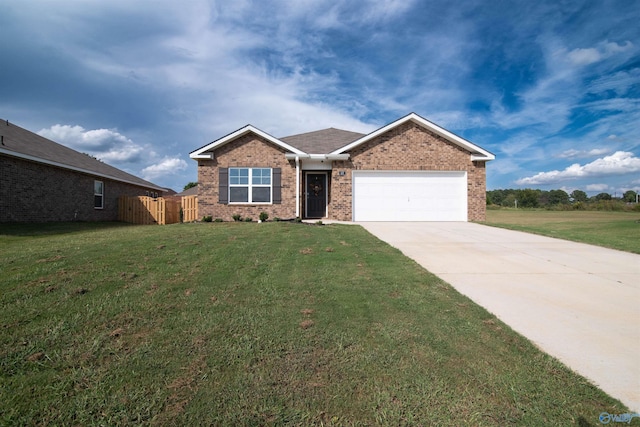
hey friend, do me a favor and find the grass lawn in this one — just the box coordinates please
[483,209,640,254]
[0,222,628,425]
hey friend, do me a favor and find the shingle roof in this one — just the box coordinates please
[175,185,198,197]
[280,128,365,153]
[0,119,165,191]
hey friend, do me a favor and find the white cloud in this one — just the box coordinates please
[558,148,610,159]
[38,124,144,163]
[586,183,609,192]
[516,151,640,185]
[141,157,188,180]
[567,41,633,66]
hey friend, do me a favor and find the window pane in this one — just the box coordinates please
[230,168,249,185]
[94,181,103,194]
[252,168,271,185]
[252,187,271,203]
[229,187,248,202]
[94,195,103,208]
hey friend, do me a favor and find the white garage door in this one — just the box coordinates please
[352,171,468,221]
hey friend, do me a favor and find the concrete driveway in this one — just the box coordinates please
[361,222,640,411]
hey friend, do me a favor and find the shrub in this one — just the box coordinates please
[274,217,281,222]
[232,214,242,222]
[316,220,323,225]
[295,217,302,223]
[244,217,253,222]
[202,215,213,222]
[214,218,223,222]
[259,212,269,222]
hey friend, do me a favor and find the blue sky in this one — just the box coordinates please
[1,0,639,195]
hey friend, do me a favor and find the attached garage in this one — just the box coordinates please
[352,171,468,221]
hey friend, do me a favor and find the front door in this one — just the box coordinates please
[306,173,327,218]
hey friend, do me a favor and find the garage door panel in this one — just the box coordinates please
[353,171,467,221]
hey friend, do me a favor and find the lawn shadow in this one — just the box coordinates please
[0,221,136,237]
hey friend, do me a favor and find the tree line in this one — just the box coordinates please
[487,188,639,209]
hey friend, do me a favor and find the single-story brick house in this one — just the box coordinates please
[0,119,166,223]
[190,113,495,222]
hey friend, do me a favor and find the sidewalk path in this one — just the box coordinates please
[361,222,640,411]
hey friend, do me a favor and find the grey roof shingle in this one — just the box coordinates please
[0,119,165,191]
[280,128,365,153]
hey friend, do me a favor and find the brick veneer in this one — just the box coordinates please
[1,155,160,223]
[197,134,297,221]
[330,122,487,221]
[196,122,487,222]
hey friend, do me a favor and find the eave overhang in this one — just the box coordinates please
[0,147,167,192]
[190,125,306,160]
[330,112,495,162]
[284,153,350,161]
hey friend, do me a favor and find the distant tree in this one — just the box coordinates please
[570,190,588,203]
[593,192,612,201]
[486,189,507,205]
[538,190,550,206]
[548,189,570,205]
[623,190,637,203]
[183,182,198,191]
[502,193,517,207]
[517,189,540,208]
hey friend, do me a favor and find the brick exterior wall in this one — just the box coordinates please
[329,122,487,221]
[1,155,160,223]
[196,122,488,222]
[196,134,298,221]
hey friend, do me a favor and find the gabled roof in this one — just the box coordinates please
[175,185,198,197]
[280,128,365,154]
[0,119,166,191]
[190,125,306,159]
[331,112,495,161]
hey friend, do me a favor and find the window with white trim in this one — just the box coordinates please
[229,168,272,203]
[94,180,104,209]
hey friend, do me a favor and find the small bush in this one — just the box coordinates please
[244,217,253,222]
[316,220,323,225]
[274,217,281,222]
[295,217,302,223]
[202,215,213,222]
[214,218,224,222]
[259,212,269,222]
[232,214,242,222]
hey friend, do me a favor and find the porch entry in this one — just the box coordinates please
[305,172,327,218]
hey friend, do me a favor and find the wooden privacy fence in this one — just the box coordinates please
[181,195,199,222]
[118,196,175,225]
[118,196,199,225]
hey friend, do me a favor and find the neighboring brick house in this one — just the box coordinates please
[190,113,494,222]
[0,119,166,223]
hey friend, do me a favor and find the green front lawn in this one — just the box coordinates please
[483,209,640,254]
[0,222,627,425]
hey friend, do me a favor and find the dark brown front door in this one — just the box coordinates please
[306,173,327,218]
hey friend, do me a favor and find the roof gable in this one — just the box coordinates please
[190,125,306,159]
[0,119,165,191]
[330,113,495,161]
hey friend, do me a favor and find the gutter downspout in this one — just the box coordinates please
[295,156,300,218]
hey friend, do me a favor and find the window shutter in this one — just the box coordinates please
[218,168,228,204]
[272,168,281,204]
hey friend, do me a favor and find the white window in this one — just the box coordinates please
[229,168,272,203]
[94,180,104,209]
